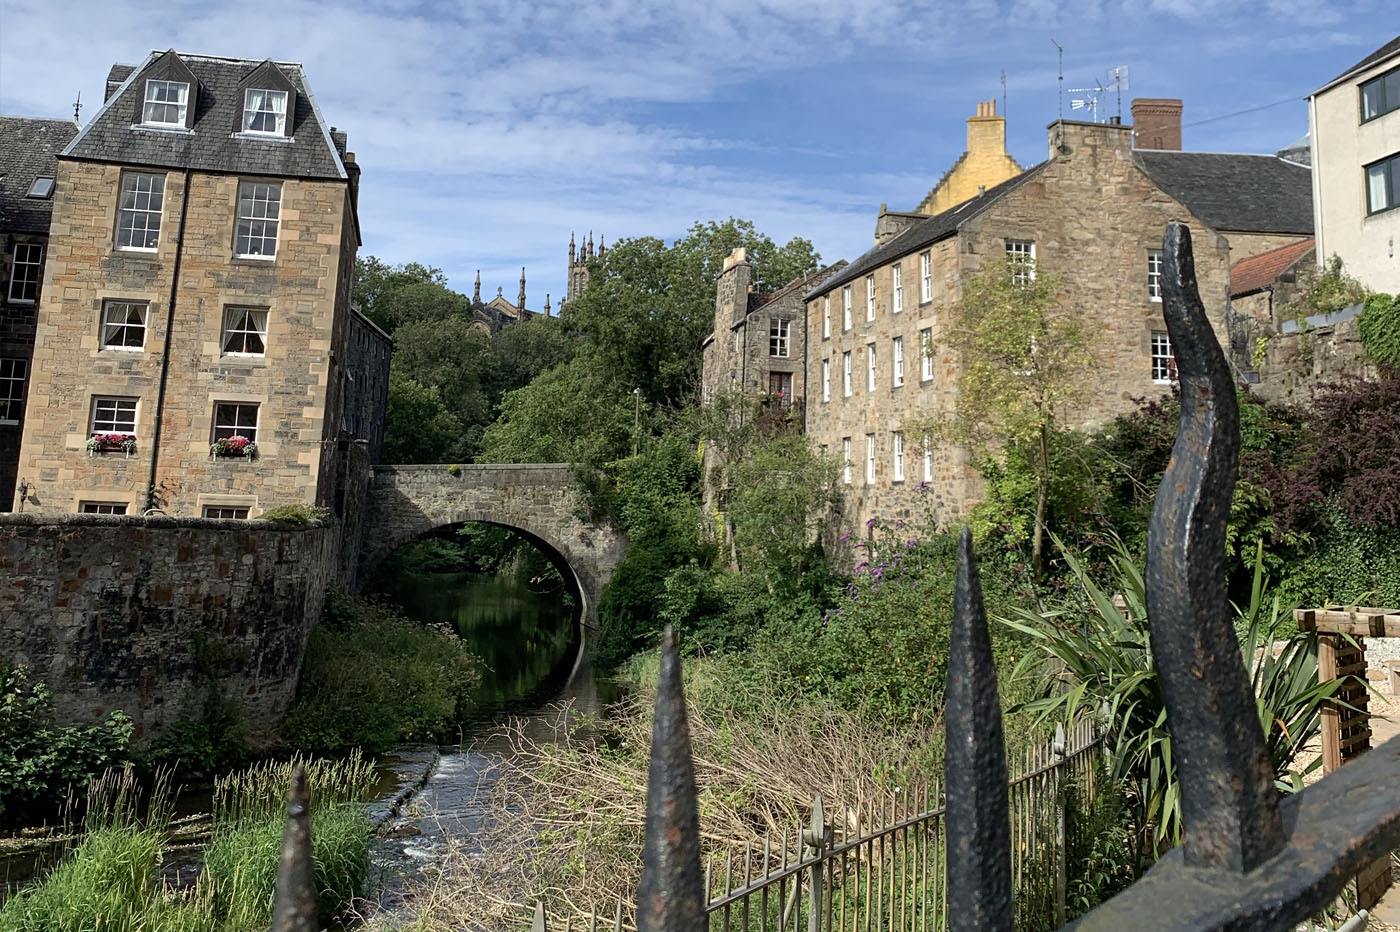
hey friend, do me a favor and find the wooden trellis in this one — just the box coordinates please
[1296,605,1400,909]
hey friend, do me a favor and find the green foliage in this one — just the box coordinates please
[479,356,636,467]
[1003,540,1339,864]
[143,687,247,780]
[285,597,481,751]
[352,257,468,333]
[1280,254,1370,321]
[938,255,1093,576]
[255,503,330,524]
[0,665,133,826]
[1358,292,1400,371]
[383,371,467,463]
[1276,508,1400,609]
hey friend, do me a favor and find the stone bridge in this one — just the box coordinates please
[358,464,626,630]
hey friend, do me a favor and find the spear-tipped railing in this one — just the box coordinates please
[269,223,1400,932]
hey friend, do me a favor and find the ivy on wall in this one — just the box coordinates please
[1358,293,1400,371]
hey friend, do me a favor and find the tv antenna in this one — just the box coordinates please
[1068,78,1107,123]
[73,91,82,123]
[1000,69,1007,118]
[1109,65,1130,121]
[1050,39,1063,121]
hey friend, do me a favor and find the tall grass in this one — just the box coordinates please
[0,757,374,932]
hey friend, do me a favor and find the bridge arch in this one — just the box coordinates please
[357,465,626,633]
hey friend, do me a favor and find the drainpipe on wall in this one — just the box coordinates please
[144,169,192,513]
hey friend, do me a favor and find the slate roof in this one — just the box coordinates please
[1314,36,1400,96]
[1230,238,1315,298]
[806,164,1048,299]
[1131,152,1313,234]
[64,51,346,181]
[0,116,79,233]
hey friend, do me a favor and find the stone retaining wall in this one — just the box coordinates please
[0,513,336,744]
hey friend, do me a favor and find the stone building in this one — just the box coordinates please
[564,231,603,306]
[0,115,78,510]
[468,266,548,333]
[1308,35,1400,293]
[800,101,1313,533]
[14,50,390,519]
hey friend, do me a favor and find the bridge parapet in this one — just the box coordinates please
[359,464,625,631]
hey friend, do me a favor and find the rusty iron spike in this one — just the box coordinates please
[945,527,1012,932]
[636,625,705,932]
[269,765,318,932]
[1146,222,1284,873]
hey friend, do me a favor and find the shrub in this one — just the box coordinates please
[0,665,133,826]
[286,598,481,752]
[143,686,248,780]
[1358,292,1400,371]
[256,502,330,524]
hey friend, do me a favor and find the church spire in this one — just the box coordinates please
[473,269,481,302]
[544,293,551,315]
[518,267,527,312]
[599,235,605,256]
[569,232,575,264]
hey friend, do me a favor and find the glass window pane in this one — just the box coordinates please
[1369,163,1389,212]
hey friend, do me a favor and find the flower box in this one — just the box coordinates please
[210,435,258,459]
[87,433,137,457]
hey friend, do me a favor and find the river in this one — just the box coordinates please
[359,567,603,916]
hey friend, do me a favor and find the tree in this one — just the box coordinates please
[382,372,466,463]
[937,255,1092,577]
[353,257,469,333]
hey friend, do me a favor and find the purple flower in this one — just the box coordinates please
[839,532,851,542]
[896,520,905,530]
[905,539,918,549]
[853,561,869,575]
[917,481,930,491]
[866,517,878,530]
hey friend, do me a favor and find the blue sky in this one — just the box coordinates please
[0,0,1390,311]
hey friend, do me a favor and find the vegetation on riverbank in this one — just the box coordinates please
[0,756,373,931]
[286,595,482,753]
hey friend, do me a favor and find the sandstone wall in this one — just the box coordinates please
[0,513,335,744]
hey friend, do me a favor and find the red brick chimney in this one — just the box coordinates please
[1131,98,1183,150]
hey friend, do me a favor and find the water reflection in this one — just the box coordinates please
[372,570,580,727]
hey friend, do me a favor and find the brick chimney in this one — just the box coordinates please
[967,99,1007,158]
[1131,98,1183,150]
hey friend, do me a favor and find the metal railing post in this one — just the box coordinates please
[803,796,830,932]
[1053,722,1067,928]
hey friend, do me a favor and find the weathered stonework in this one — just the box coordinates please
[359,464,626,630]
[0,512,335,743]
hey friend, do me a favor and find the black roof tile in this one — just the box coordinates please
[1131,151,1313,234]
[0,115,79,234]
[65,51,346,181]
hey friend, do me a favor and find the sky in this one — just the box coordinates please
[0,0,1391,312]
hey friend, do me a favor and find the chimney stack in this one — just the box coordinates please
[967,98,1007,157]
[1131,98,1183,150]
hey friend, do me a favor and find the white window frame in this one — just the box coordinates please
[769,318,790,358]
[821,358,831,402]
[235,181,281,259]
[1152,331,1177,384]
[90,395,138,435]
[8,242,43,303]
[842,437,852,485]
[79,502,128,515]
[242,88,289,136]
[843,285,852,330]
[1148,249,1163,301]
[823,296,831,339]
[142,79,189,126]
[892,336,904,387]
[920,251,932,302]
[923,434,933,482]
[866,274,876,322]
[213,401,261,444]
[866,343,876,392]
[920,328,934,381]
[203,505,251,519]
[865,434,876,484]
[0,358,26,424]
[893,431,905,481]
[222,306,269,356]
[101,301,149,350]
[115,172,165,252]
[892,264,903,313]
[843,351,852,397]
[1006,239,1036,284]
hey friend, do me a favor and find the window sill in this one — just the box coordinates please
[1150,297,1162,303]
[0,419,18,427]
[1152,378,1176,386]
[232,132,294,144]
[1365,204,1399,218]
[231,256,278,267]
[101,345,146,352]
[130,123,194,135]
[1361,109,1398,126]
[113,248,159,258]
[893,382,905,389]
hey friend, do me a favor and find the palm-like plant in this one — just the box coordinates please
[1001,538,1342,869]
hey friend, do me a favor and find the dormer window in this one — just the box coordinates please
[27,177,55,199]
[143,79,189,126]
[243,89,288,135]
